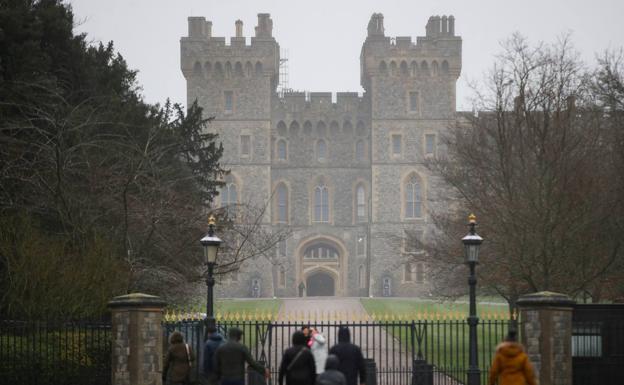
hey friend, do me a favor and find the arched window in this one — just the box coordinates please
[441,60,450,75]
[317,139,327,161]
[193,61,202,76]
[420,61,429,76]
[432,61,439,76]
[411,61,418,76]
[277,139,287,160]
[390,61,398,76]
[235,62,244,77]
[277,121,287,136]
[276,183,288,223]
[405,174,423,219]
[356,184,366,222]
[255,61,263,75]
[245,61,253,77]
[225,62,232,79]
[303,121,313,135]
[303,243,338,259]
[289,121,300,136]
[204,62,212,77]
[355,140,365,162]
[379,61,388,74]
[214,62,223,78]
[314,185,329,222]
[400,61,409,76]
[221,175,238,216]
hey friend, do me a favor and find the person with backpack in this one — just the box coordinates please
[202,323,225,385]
[163,331,195,385]
[315,354,347,385]
[214,327,270,385]
[279,330,317,385]
[488,330,537,385]
[328,327,366,385]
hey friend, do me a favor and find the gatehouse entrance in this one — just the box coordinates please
[306,272,335,296]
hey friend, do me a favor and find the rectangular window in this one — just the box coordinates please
[425,134,436,155]
[404,264,413,282]
[224,91,233,113]
[356,234,366,256]
[415,263,425,284]
[409,92,419,112]
[278,240,287,257]
[240,135,250,157]
[279,268,286,288]
[392,134,402,156]
[405,230,423,253]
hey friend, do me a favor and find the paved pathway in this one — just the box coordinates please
[267,297,460,385]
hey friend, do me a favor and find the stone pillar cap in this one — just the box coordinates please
[517,291,575,307]
[108,293,167,309]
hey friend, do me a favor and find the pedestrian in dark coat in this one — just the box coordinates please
[215,327,270,385]
[279,330,317,385]
[202,323,224,385]
[315,354,347,385]
[328,327,366,385]
[163,331,195,385]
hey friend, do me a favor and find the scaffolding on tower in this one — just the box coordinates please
[278,48,292,97]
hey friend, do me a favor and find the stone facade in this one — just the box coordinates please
[517,291,575,385]
[108,293,167,385]
[181,13,461,297]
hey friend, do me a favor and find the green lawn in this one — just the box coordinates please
[360,298,514,383]
[215,298,281,319]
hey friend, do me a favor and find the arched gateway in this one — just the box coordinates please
[297,237,346,296]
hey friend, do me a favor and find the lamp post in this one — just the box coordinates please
[200,215,222,328]
[462,214,483,385]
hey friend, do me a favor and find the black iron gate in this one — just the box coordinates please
[572,304,624,385]
[164,318,515,385]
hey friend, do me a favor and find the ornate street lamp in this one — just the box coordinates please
[200,215,222,327]
[462,213,483,385]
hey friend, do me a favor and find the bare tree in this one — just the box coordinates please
[424,34,624,308]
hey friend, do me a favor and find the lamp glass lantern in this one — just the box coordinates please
[462,214,483,263]
[200,233,222,264]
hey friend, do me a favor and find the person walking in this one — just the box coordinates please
[488,330,537,385]
[163,331,195,385]
[315,354,347,385]
[309,327,328,374]
[328,327,366,385]
[214,327,270,385]
[202,323,225,385]
[278,330,317,385]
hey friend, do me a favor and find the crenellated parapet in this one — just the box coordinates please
[181,13,280,85]
[360,14,462,91]
[275,91,367,114]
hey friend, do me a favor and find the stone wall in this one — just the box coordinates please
[518,291,575,385]
[108,293,167,385]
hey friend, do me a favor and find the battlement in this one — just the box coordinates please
[277,91,365,112]
[181,14,280,80]
[184,13,275,47]
[360,13,462,89]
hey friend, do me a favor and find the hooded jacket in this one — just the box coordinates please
[488,341,537,385]
[203,333,224,377]
[309,330,328,374]
[328,328,366,385]
[164,342,195,383]
[315,355,347,385]
[279,331,317,385]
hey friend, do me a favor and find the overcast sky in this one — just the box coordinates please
[69,0,624,111]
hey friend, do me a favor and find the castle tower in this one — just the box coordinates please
[181,14,280,297]
[360,14,462,296]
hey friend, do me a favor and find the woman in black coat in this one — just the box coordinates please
[279,330,317,385]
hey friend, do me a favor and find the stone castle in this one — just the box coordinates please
[180,13,461,297]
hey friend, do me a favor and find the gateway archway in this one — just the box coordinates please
[298,236,346,296]
[306,271,335,296]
